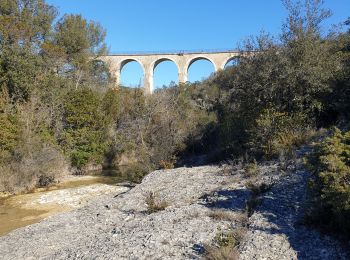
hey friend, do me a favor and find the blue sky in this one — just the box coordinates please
[47,0,349,88]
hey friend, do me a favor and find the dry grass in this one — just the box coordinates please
[208,210,247,225]
[188,210,200,219]
[220,165,232,176]
[204,245,240,260]
[145,191,168,213]
[159,159,175,169]
[0,146,68,194]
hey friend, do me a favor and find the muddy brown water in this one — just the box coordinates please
[0,168,140,237]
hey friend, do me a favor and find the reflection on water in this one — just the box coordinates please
[103,163,147,183]
[0,167,143,237]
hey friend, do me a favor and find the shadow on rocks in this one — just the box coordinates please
[245,170,349,259]
[199,189,250,212]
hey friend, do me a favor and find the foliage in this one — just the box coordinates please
[306,127,350,236]
[198,0,346,159]
[328,21,350,121]
[60,89,108,169]
[112,86,216,171]
[52,14,107,87]
[0,94,68,193]
[0,0,108,191]
[0,95,19,159]
[0,0,57,102]
[248,108,313,158]
[101,88,119,124]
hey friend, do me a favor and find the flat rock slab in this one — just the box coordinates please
[29,184,130,209]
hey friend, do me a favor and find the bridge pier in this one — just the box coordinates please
[114,69,121,87]
[178,64,188,85]
[144,62,153,94]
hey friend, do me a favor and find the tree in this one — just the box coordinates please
[0,0,57,48]
[329,18,350,120]
[60,89,107,170]
[0,0,57,102]
[53,14,107,88]
[206,0,344,157]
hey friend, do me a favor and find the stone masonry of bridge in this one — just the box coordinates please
[100,50,240,94]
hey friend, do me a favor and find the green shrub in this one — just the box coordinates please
[61,89,108,169]
[212,230,243,248]
[306,127,350,236]
[204,229,245,260]
[249,108,312,159]
[0,112,19,160]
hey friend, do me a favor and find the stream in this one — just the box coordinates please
[0,168,138,236]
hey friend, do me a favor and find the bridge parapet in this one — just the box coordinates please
[108,49,240,56]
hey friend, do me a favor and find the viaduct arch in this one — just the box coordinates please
[100,50,240,94]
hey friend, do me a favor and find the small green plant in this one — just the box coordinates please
[213,229,245,248]
[145,191,168,214]
[204,229,245,260]
[244,159,258,177]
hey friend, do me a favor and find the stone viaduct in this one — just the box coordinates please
[100,50,240,94]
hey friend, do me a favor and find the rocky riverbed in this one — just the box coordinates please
[0,161,348,259]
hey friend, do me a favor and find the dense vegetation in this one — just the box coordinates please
[307,128,350,236]
[0,0,214,192]
[0,0,349,239]
[0,0,111,192]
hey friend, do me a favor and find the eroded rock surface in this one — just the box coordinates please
[0,164,348,259]
[0,166,236,259]
[240,169,348,260]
